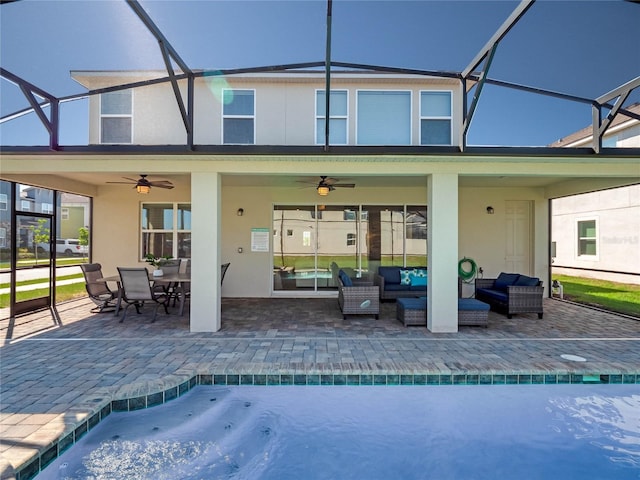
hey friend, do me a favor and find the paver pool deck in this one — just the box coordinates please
[1,297,639,479]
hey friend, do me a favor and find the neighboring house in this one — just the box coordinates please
[1,68,638,333]
[551,104,640,285]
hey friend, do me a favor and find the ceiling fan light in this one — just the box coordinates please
[317,185,330,196]
[137,184,150,194]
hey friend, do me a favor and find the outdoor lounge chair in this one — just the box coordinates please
[80,263,117,313]
[117,267,170,322]
[337,269,380,319]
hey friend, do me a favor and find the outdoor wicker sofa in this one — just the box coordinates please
[337,269,380,320]
[475,273,544,319]
[375,266,428,300]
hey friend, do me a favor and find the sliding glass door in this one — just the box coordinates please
[272,204,427,294]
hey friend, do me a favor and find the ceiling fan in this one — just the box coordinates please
[302,176,356,196]
[106,174,174,194]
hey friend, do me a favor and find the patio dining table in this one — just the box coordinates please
[99,271,191,317]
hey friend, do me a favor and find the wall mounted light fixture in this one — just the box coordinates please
[486,206,494,214]
[237,208,244,216]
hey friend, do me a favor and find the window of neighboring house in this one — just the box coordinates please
[577,219,597,256]
[141,203,191,259]
[223,89,255,144]
[0,194,7,210]
[357,90,411,145]
[100,89,132,144]
[420,91,452,145]
[303,231,311,247]
[41,203,53,214]
[61,208,69,220]
[316,90,348,144]
[21,200,30,211]
[346,233,356,246]
[287,229,294,237]
[0,227,6,247]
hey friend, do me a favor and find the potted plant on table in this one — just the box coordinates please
[145,253,173,277]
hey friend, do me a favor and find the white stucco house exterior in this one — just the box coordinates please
[551,104,640,285]
[2,67,639,333]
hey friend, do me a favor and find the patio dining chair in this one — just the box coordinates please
[80,263,117,313]
[151,259,181,304]
[117,267,170,322]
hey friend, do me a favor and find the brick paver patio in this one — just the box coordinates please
[1,297,639,479]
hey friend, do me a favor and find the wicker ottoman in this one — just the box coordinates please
[458,298,490,327]
[396,297,427,327]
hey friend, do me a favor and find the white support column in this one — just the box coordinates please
[190,172,221,332]
[427,173,459,333]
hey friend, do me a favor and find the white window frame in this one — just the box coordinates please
[576,217,598,259]
[61,207,69,220]
[356,89,412,145]
[21,200,30,211]
[222,89,255,145]
[0,193,7,210]
[419,90,453,146]
[41,203,53,214]
[140,202,191,260]
[100,89,133,144]
[315,89,348,145]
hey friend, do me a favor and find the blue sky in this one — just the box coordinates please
[1,0,638,147]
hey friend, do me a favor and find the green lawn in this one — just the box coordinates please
[0,275,87,308]
[553,274,640,318]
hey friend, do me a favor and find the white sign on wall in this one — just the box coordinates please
[251,228,270,252]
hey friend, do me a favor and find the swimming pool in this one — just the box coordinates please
[38,384,640,479]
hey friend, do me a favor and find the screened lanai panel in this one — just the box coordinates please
[2,1,640,147]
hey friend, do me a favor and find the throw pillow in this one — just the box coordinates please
[494,272,520,291]
[514,275,540,287]
[399,269,413,285]
[410,275,427,287]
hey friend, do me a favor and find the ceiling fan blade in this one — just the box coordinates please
[122,177,141,182]
[152,184,175,189]
[106,181,136,184]
[333,183,356,188]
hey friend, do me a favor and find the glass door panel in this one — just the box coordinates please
[317,205,358,288]
[406,206,428,266]
[14,214,53,315]
[273,205,316,291]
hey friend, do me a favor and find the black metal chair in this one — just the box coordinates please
[117,267,170,322]
[80,263,117,313]
[221,262,230,285]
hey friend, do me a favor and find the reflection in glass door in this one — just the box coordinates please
[14,214,54,316]
[272,204,427,294]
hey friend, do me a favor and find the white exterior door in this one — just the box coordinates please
[505,200,532,274]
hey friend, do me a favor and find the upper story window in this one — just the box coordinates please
[100,90,132,144]
[0,194,7,210]
[41,203,53,214]
[577,219,597,257]
[223,89,255,144]
[357,91,411,145]
[420,91,452,145]
[316,90,348,145]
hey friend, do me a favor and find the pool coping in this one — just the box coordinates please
[14,370,640,480]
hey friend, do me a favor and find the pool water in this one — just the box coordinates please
[39,384,640,479]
